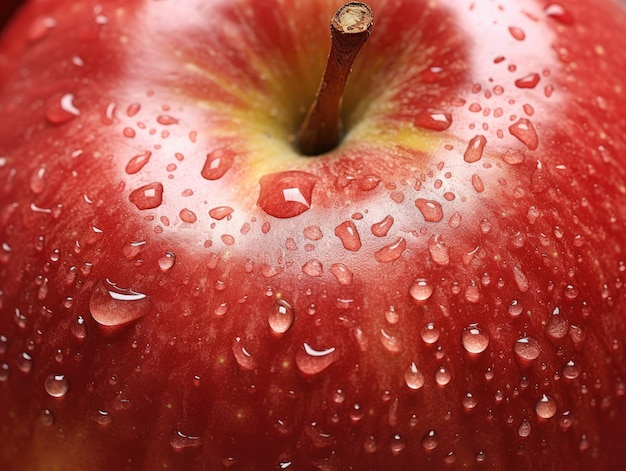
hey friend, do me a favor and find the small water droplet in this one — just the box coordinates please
[70,315,87,339]
[509,26,526,41]
[509,118,539,150]
[535,394,557,419]
[410,279,434,302]
[258,171,317,218]
[405,362,425,390]
[390,434,406,455]
[380,329,402,353]
[30,166,47,194]
[209,206,234,220]
[414,110,452,131]
[295,343,338,376]
[515,73,541,89]
[125,151,152,174]
[129,182,164,210]
[421,430,439,451]
[91,409,113,426]
[302,259,323,277]
[374,237,406,263]
[363,435,377,453]
[179,208,197,224]
[89,279,151,326]
[334,221,362,251]
[371,215,394,237]
[544,4,574,25]
[46,93,81,124]
[201,149,234,180]
[40,409,55,426]
[462,324,490,354]
[44,374,69,398]
[17,352,33,373]
[170,430,202,450]
[0,363,10,382]
[518,418,532,437]
[463,392,478,410]
[158,252,176,272]
[232,337,256,371]
[514,336,541,363]
[562,360,580,379]
[464,135,487,163]
[508,299,524,317]
[546,307,569,339]
[157,115,178,125]
[415,199,444,222]
[428,234,449,266]
[420,322,440,344]
[330,263,353,286]
[435,366,451,386]
[268,300,294,334]
[513,266,530,292]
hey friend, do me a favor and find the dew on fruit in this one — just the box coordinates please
[374,237,406,263]
[40,409,55,426]
[17,352,33,373]
[415,199,444,222]
[331,220,361,252]
[461,324,490,354]
[129,182,164,210]
[414,110,452,131]
[544,3,574,24]
[421,430,439,451]
[44,374,69,398]
[258,171,317,218]
[471,174,485,193]
[518,418,532,437]
[509,118,539,150]
[410,278,434,302]
[170,430,202,450]
[563,284,579,299]
[421,322,440,344]
[158,252,176,271]
[201,148,235,180]
[302,259,323,277]
[515,73,541,89]
[268,300,294,334]
[179,208,197,224]
[390,434,406,455]
[125,151,152,174]
[303,225,323,241]
[508,299,523,317]
[30,166,47,194]
[428,234,450,266]
[513,266,530,292]
[89,279,152,326]
[514,336,541,363]
[546,307,569,339]
[371,215,394,237]
[404,362,425,390]
[463,392,478,410]
[0,335,7,355]
[380,329,402,353]
[464,135,487,163]
[435,365,452,386]
[209,206,234,220]
[232,337,256,371]
[535,394,557,419]
[156,115,178,125]
[0,363,10,382]
[295,343,338,376]
[509,26,526,40]
[91,409,113,426]
[363,435,377,453]
[330,263,353,286]
[562,360,581,379]
[46,93,80,124]
[70,315,87,339]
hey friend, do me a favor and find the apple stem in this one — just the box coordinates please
[297,2,373,156]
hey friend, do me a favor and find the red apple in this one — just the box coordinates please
[1,0,626,469]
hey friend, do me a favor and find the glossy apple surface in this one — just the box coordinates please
[1,0,626,469]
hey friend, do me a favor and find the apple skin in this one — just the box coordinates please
[1,0,626,469]
[0,0,23,31]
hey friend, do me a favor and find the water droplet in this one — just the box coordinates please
[380,329,402,353]
[125,151,152,174]
[514,337,541,363]
[258,171,317,218]
[374,237,406,263]
[129,182,164,210]
[0,363,10,382]
[517,418,532,437]
[515,73,540,89]
[334,221,362,251]
[535,394,557,419]
[46,93,81,124]
[421,430,439,451]
[158,252,176,271]
[509,118,539,150]
[157,115,178,125]
[463,392,478,410]
[70,315,87,339]
[544,4,574,25]
[410,279,434,302]
[179,208,197,224]
[89,279,151,326]
[513,266,530,292]
[435,366,451,386]
[508,299,524,317]
[363,435,377,453]
[30,166,47,194]
[40,409,55,426]
[268,300,294,334]
[208,206,234,220]
[414,110,452,131]
[330,263,353,286]
[232,337,256,371]
[17,352,33,373]
[428,234,449,266]
[303,226,323,240]
[462,324,490,354]
[421,322,440,344]
[405,362,425,390]
[546,307,568,339]
[371,215,394,237]
[464,135,487,163]
[509,26,526,41]
[302,259,323,277]
[201,148,235,181]
[295,343,338,376]
[170,430,202,450]
[44,374,69,398]
[564,284,579,300]
[562,360,580,379]
[415,199,444,222]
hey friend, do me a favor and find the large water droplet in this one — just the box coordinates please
[414,110,452,131]
[462,324,490,354]
[89,279,151,326]
[295,343,338,376]
[334,221,362,251]
[410,278,434,302]
[268,300,294,334]
[201,148,235,180]
[415,199,444,222]
[46,93,81,124]
[258,171,317,218]
[374,238,406,263]
[125,151,152,174]
[515,73,541,89]
[464,135,487,163]
[371,215,394,237]
[44,374,69,398]
[330,263,353,286]
[404,362,425,390]
[129,182,164,210]
[514,336,541,363]
[509,118,539,150]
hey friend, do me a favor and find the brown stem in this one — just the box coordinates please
[297,2,373,156]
